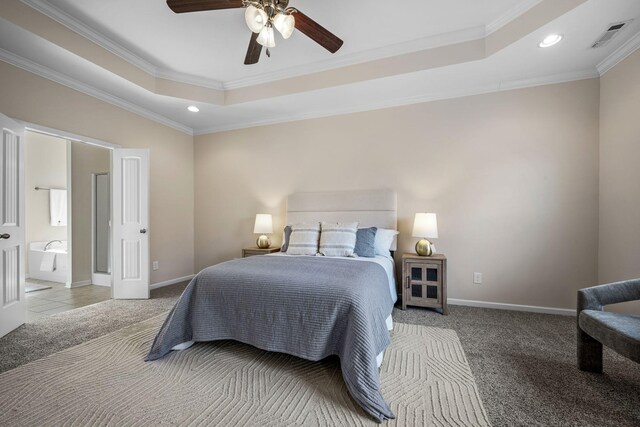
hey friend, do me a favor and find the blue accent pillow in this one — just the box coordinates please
[354,227,377,258]
[281,225,292,252]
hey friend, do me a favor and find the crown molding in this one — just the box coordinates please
[1,40,598,139]
[498,68,599,91]
[223,0,545,89]
[597,30,640,76]
[20,0,542,93]
[0,48,194,135]
[155,69,226,91]
[195,68,599,135]
[223,25,486,90]
[20,0,225,91]
[486,0,544,35]
[21,0,157,75]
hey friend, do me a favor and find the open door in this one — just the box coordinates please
[0,114,25,338]
[112,149,149,299]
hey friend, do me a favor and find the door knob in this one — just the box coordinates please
[140,229,147,234]
[0,234,10,239]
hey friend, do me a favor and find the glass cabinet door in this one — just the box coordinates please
[407,263,441,304]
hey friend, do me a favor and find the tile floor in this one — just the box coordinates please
[25,279,111,321]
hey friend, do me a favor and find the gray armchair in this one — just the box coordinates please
[577,278,640,372]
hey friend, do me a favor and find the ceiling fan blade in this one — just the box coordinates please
[166,0,244,14]
[292,10,344,54]
[244,32,262,65]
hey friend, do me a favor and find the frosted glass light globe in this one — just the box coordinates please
[257,25,276,48]
[245,5,268,33]
[273,13,295,39]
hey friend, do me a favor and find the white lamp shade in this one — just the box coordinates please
[273,13,295,39]
[257,25,276,48]
[245,5,268,33]
[412,213,438,238]
[254,214,273,234]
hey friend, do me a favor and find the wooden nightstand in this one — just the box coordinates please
[402,253,448,314]
[242,247,281,257]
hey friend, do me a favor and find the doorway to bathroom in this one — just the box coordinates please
[24,130,111,321]
[0,113,151,337]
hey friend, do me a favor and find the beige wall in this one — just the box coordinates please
[195,79,601,310]
[9,51,638,311]
[70,142,110,284]
[25,132,67,273]
[0,61,195,285]
[599,49,640,313]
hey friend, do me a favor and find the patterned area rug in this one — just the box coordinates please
[0,315,490,426]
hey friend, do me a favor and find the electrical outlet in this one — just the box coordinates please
[152,261,159,271]
[473,272,482,284]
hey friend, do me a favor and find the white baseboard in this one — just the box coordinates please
[66,280,91,289]
[91,273,111,287]
[448,298,576,316]
[150,275,195,290]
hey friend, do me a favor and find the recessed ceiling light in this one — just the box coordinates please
[538,34,563,48]
[187,105,200,113]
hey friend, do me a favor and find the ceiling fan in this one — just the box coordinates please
[166,0,344,65]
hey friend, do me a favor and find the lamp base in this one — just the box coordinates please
[415,239,434,256]
[256,235,271,249]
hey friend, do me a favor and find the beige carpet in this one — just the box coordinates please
[0,315,490,426]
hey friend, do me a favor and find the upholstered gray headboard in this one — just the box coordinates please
[286,190,398,250]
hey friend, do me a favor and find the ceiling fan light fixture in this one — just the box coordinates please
[257,25,276,48]
[273,12,295,39]
[165,0,343,65]
[245,5,268,33]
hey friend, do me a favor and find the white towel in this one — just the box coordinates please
[50,189,67,226]
[40,252,56,272]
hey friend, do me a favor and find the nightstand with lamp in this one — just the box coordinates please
[254,214,273,249]
[402,213,448,314]
[242,214,280,258]
[412,212,438,256]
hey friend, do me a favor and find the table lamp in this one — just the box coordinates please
[412,213,438,256]
[254,214,273,249]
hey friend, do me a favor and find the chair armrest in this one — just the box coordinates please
[578,278,640,312]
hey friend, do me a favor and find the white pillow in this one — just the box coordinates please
[319,222,359,257]
[374,228,399,257]
[286,222,320,256]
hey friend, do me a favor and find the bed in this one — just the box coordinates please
[146,190,398,422]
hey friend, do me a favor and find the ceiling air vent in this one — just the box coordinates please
[591,21,632,48]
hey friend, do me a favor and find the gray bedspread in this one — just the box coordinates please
[146,255,395,422]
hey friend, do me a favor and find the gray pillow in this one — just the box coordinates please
[354,227,377,258]
[281,225,292,252]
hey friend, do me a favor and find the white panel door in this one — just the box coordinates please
[0,114,25,338]
[112,149,149,299]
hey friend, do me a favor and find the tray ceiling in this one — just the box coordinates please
[1,0,639,134]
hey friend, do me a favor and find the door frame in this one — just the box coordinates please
[91,172,111,287]
[19,120,121,294]
[65,140,73,288]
